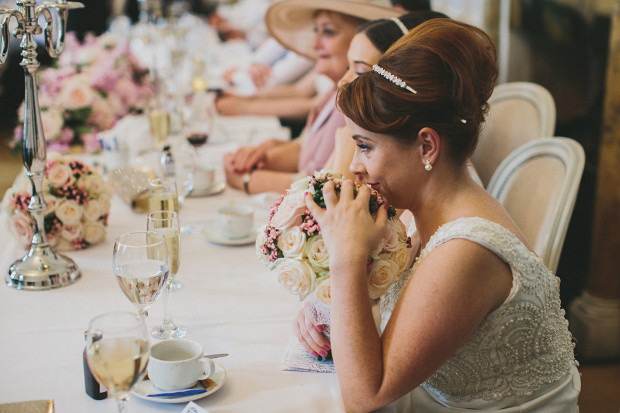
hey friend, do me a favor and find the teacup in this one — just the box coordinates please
[147,339,214,391]
[193,167,216,194]
[214,205,254,239]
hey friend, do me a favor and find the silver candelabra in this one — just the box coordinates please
[1,0,83,290]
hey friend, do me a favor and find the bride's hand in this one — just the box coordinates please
[304,180,388,268]
[293,301,331,358]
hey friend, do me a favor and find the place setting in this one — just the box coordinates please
[200,205,259,246]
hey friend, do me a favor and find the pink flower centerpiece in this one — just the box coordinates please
[10,32,153,155]
[2,155,113,251]
[256,170,411,305]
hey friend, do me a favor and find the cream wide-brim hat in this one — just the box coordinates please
[266,0,404,60]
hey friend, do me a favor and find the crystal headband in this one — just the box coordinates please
[372,64,417,94]
[390,17,408,35]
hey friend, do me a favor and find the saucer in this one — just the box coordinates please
[132,361,226,404]
[189,181,226,198]
[201,223,258,246]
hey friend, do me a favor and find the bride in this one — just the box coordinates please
[299,19,580,412]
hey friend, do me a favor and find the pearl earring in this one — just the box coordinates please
[424,160,432,172]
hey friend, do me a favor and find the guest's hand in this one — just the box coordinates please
[305,180,388,267]
[223,153,244,190]
[227,138,282,173]
[248,63,271,89]
[293,301,331,358]
[215,95,250,116]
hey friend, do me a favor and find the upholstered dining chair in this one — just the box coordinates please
[473,82,556,188]
[487,138,585,273]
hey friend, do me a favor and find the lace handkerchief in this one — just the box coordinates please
[282,337,335,373]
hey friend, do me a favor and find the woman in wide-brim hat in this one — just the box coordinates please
[222,0,403,195]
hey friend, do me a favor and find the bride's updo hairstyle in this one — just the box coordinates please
[337,19,497,164]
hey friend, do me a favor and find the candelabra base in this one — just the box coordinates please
[6,245,81,290]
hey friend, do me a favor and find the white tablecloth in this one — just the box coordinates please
[0,144,349,412]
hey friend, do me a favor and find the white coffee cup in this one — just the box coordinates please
[147,339,214,391]
[193,167,216,194]
[214,205,254,239]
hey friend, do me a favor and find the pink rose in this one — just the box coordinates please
[46,162,72,187]
[10,213,34,247]
[381,219,402,253]
[59,77,96,110]
[270,192,306,230]
[88,97,116,130]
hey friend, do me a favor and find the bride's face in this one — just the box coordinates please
[346,118,420,209]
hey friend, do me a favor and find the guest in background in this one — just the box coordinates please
[298,19,580,412]
[222,0,403,195]
[391,0,431,11]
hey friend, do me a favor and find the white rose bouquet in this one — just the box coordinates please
[3,155,113,251]
[256,170,411,306]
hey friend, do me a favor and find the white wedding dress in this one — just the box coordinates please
[380,217,581,412]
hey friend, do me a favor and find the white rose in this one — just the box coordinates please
[46,162,72,188]
[314,276,332,306]
[270,191,306,230]
[367,259,399,299]
[255,226,270,263]
[56,239,74,251]
[40,108,64,141]
[79,174,106,197]
[381,219,402,253]
[59,77,96,110]
[83,221,106,244]
[98,193,111,215]
[304,235,329,273]
[83,199,102,221]
[275,258,316,300]
[277,226,306,259]
[45,194,58,215]
[10,213,33,247]
[61,223,83,241]
[55,199,83,225]
[289,176,311,195]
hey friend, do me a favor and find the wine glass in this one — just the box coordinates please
[85,311,149,413]
[147,210,188,339]
[113,231,170,318]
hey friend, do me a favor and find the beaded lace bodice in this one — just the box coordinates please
[380,217,576,402]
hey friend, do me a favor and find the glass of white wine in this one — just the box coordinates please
[85,311,149,413]
[113,231,170,318]
[147,210,188,339]
[148,178,179,214]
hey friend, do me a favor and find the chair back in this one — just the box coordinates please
[473,82,556,187]
[487,138,585,273]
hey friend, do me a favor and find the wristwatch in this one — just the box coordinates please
[243,170,252,194]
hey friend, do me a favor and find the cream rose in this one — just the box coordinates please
[61,223,83,241]
[275,258,316,300]
[10,213,33,247]
[314,276,332,306]
[290,176,311,195]
[304,235,329,273]
[369,238,385,259]
[97,193,111,215]
[381,219,402,253]
[55,199,83,225]
[83,199,102,221]
[79,174,106,197]
[381,246,410,276]
[83,221,106,244]
[270,191,306,230]
[367,259,399,299]
[59,77,96,110]
[40,108,64,141]
[277,226,306,259]
[46,162,72,188]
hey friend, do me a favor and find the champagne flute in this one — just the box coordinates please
[149,109,171,150]
[113,231,170,318]
[148,178,179,214]
[147,210,188,339]
[85,311,149,413]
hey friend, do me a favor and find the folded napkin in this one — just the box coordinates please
[182,401,210,413]
[0,399,54,413]
[282,337,334,373]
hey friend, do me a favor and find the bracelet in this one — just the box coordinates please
[243,170,252,194]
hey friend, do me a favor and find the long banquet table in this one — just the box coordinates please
[0,133,365,412]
